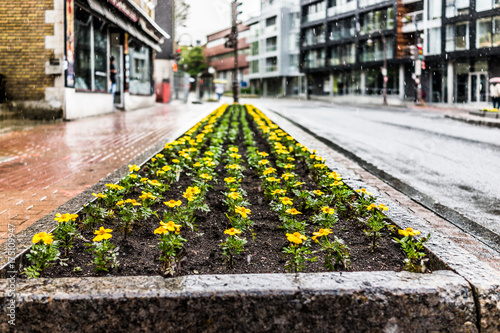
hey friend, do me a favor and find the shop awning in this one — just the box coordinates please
[87,0,163,52]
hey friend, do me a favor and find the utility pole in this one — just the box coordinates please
[231,1,242,104]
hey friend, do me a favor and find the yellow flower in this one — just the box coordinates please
[355,188,372,196]
[258,151,269,157]
[172,159,180,163]
[312,228,332,242]
[286,232,307,244]
[266,176,281,183]
[293,182,305,187]
[330,181,344,187]
[229,153,241,159]
[93,227,113,242]
[155,153,164,159]
[193,162,202,168]
[328,172,342,179]
[148,179,162,187]
[154,226,168,235]
[287,157,295,161]
[151,158,157,162]
[129,174,137,179]
[205,151,214,156]
[366,203,377,211]
[378,204,389,211]
[224,228,241,236]
[105,183,125,191]
[54,213,78,223]
[140,177,148,183]
[162,165,172,172]
[280,197,293,206]
[271,189,286,196]
[258,159,269,165]
[263,167,277,175]
[92,192,107,199]
[125,199,142,206]
[399,227,420,237]
[285,208,302,215]
[139,191,156,201]
[164,199,182,208]
[283,164,294,169]
[160,220,182,233]
[226,164,241,170]
[128,164,140,172]
[229,147,239,152]
[156,170,165,177]
[314,163,326,169]
[321,206,335,215]
[116,200,124,206]
[313,190,324,196]
[224,177,237,183]
[235,206,251,218]
[227,192,241,200]
[200,173,212,180]
[32,232,54,245]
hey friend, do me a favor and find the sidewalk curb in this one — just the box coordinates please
[0,104,498,331]
[445,114,500,129]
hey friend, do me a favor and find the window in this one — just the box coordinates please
[289,12,300,29]
[288,34,299,52]
[266,57,278,72]
[251,60,259,74]
[329,17,356,40]
[289,54,299,71]
[429,0,442,19]
[251,41,259,55]
[427,27,441,54]
[476,0,500,12]
[93,19,108,92]
[361,37,394,62]
[445,22,469,51]
[75,8,92,90]
[327,0,357,16]
[304,1,326,23]
[359,0,389,8]
[477,16,500,48]
[129,43,151,95]
[266,37,277,52]
[304,49,325,69]
[304,25,326,46]
[360,8,394,35]
[446,0,470,18]
[266,16,277,27]
[329,43,356,66]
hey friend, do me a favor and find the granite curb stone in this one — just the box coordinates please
[0,104,498,331]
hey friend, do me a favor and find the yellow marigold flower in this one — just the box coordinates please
[200,173,212,180]
[164,199,182,208]
[155,153,164,159]
[129,174,137,179]
[313,190,324,196]
[263,167,277,175]
[366,203,377,211]
[258,159,269,165]
[286,232,307,245]
[283,164,294,169]
[285,208,302,215]
[160,221,182,233]
[378,204,389,211]
[203,156,213,162]
[148,179,162,187]
[125,199,142,206]
[226,164,241,170]
[54,213,78,223]
[321,206,335,215]
[224,177,237,183]
[172,159,180,163]
[193,162,202,168]
[164,143,172,150]
[229,147,239,152]
[93,227,113,242]
[277,149,289,155]
[314,163,327,169]
[224,228,241,236]
[229,153,241,159]
[328,172,342,179]
[287,157,295,161]
[140,178,148,183]
[227,192,241,200]
[266,177,281,183]
[281,173,295,180]
[116,200,124,206]
[188,148,197,153]
[330,181,344,187]
[157,170,165,176]
[258,151,269,157]
[312,228,332,242]
[280,197,293,206]
[162,165,172,172]
[235,206,251,218]
[399,227,420,237]
[32,232,54,245]
[205,151,214,156]
[154,226,168,235]
[271,189,286,196]
[293,182,305,187]
[92,192,107,199]
[151,158,157,163]
[105,183,125,191]
[128,164,140,173]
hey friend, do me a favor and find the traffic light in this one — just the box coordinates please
[232,1,242,26]
[417,43,423,60]
[172,62,178,72]
[175,48,182,61]
[224,37,234,49]
[409,45,417,60]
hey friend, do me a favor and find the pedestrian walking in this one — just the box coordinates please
[215,83,224,102]
[490,82,499,109]
[110,56,117,111]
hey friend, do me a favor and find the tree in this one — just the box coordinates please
[178,46,207,77]
[174,0,190,30]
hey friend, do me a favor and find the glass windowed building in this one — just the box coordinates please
[245,0,305,97]
[300,0,500,105]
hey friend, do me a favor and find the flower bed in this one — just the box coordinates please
[22,104,431,279]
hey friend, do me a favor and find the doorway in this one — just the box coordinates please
[110,34,123,109]
[469,72,488,103]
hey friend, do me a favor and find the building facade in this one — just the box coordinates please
[245,0,305,97]
[205,24,250,93]
[0,0,169,120]
[300,0,500,106]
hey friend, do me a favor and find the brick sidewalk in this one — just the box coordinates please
[0,101,215,243]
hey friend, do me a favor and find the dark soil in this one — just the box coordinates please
[38,108,408,279]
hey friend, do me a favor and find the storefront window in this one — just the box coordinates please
[445,22,469,51]
[129,44,151,95]
[476,16,500,48]
[75,8,92,90]
[93,19,108,92]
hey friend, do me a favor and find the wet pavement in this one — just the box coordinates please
[0,99,217,243]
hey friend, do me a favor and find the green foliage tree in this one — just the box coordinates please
[179,46,207,77]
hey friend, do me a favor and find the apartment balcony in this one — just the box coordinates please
[401,10,424,33]
[327,2,357,17]
[303,11,326,24]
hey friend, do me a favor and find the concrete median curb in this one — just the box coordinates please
[0,104,498,331]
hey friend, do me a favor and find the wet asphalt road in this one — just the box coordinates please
[250,98,500,237]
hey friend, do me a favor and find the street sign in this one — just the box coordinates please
[415,60,422,76]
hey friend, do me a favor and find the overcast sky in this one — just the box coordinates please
[176,0,261,46]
